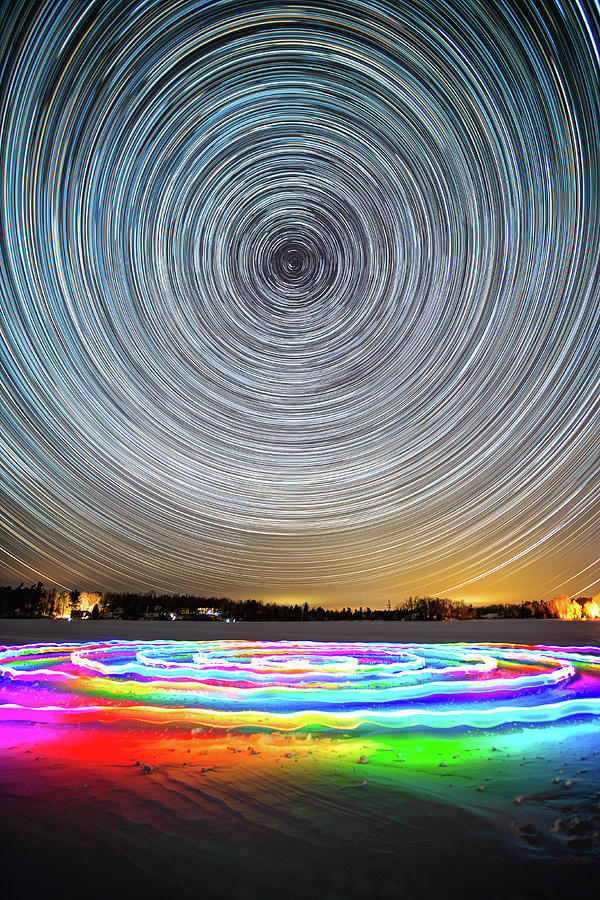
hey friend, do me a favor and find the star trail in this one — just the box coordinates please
[1,0,599,604]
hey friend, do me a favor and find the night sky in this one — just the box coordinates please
[1,0,599,606]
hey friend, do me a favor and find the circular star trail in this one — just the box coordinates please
[1,0,599,600]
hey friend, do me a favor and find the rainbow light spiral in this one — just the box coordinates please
[1,641,600,730]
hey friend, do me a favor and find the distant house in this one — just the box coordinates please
[70,609,90,620]
[143,605,163,619]
[181,607,221,620]
[102,606,124,619]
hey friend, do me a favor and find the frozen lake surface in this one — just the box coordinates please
[2,616,600,646]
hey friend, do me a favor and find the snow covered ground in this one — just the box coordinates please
[1,620,599,900]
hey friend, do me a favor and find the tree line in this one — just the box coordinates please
[0,582,591,620]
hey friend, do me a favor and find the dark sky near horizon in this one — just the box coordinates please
[1,0,599,606]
